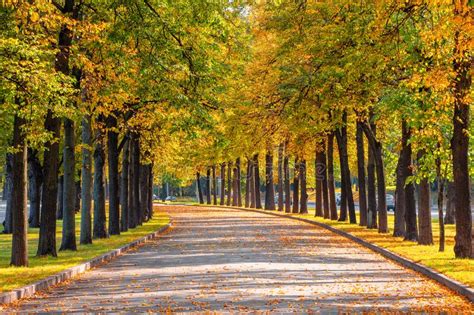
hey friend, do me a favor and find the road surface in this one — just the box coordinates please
[2,205,471,312]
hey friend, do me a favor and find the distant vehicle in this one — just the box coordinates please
[335,192,341,206]
[386,194,395,211]
[165,196,177,202]
[153,194,159,200]
[274,193,292,205]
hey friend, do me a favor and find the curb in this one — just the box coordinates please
[0,222,172,305]
[189,204,474,303]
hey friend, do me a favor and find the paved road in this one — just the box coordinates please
[2,205,471,313]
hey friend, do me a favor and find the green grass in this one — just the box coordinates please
[293,211,474,287]
[0,209,169,292]
[189,202,473,287]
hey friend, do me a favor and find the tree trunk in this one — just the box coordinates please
[37,110,60,254]
[3,153,13,234]
[299,159,308,214]
[404,127,418,241]
[11,114,28,266]
[264,151,275,210]
[38,0,74,257]
[321,146,329,219]
[93,129,108,239]
[220,163,225,205]
[27,149,42,228]
[196,172,204,204]
[356,122,368,226]
[436,156,445,252]
[250,160,256,208]
[452,12,472,257]
[417,177,433,244]
[232,164,238,206]
[120,136,129,232]
[245,159,251,207]
[128,141,137,229]
[212,165,217,205]
[367,133,377,229]
[393,120,409,237]
[292,158,299,213]
[80,115,93,243]
[74,176,81,213]
[327,133,338,220]
[444,182,455,224]
[139,163,149,222]
[315,148,324,217]
[148,163,154,220]
[206,168,211,205]
[131,138,141,226]
[226,162,232,206]
[277,143,284,211]
[284,153,291,213]
[236,158,242,207]
[253,154,262,209]
[362,122,387,232]
[336,118,356,224]
[60,118,77,251]
[57,175,63,220]
[107,116,120,235]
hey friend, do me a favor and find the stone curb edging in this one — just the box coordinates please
[0,222,172,305]
[187,203,474,303]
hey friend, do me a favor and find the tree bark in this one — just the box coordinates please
[220,163,225,205]
[226,161,232,206]
[277,143,284,211]
[120,136,129,232]
[356,122,368,226]
[27,149,42,228]
[299,159,308,214]
[264,151,275,210]
[236,158,242,207]
[37,114,61,258]
[393,120,409,237]
[362,122,387,232]
[245,159,251,207]
[250,160,256,208]
[38,0,75,257]
[139,163,149,222]
[444,182,455,224]
[212,165,217,205]
[60,118,77,251]
[284,153,291,213]
[107,116,120,235]
[11,114,28,266]
[196,172,203,204]
[417,153,433,245]
[292,158,299,213]
[404,127,418,241]
[131,137,141,226]
[128,139,137,229]
[3,153,13,234]
[253,154,262,209]
[80,116,93,243]
[315,148,324,217]
[93,128,108,239]
[367,133,377,229]
[206,168,212,205]
[327,133,338,220]
[57,175,63,220]
[148,163,154,220]
[451,9,472,257]
[336,118,356,224]
[232,163,238,206]
[436,156,445,252]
